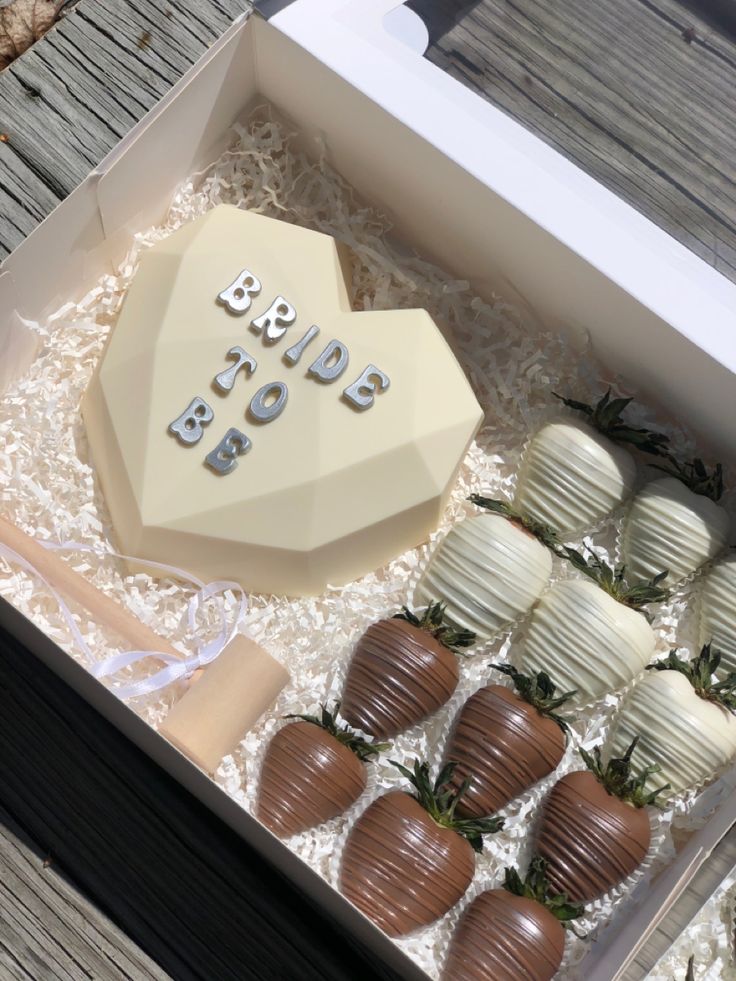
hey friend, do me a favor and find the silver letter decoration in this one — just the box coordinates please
[343,365,391,411]
[213,346,257,393]
[283,324,320,365]
[217,269,262,315]
[249,381,289,423]
[308,339,349,383]
[205,427,252,475]
[251,296,297,343]
[168,397,214,445]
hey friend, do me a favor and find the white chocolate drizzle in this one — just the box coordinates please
[414,514,552,641]
[623,477,729,586]
[514,419,636,534]
[699,554,736,673]
[609,670,736,795]
[518,579,655,701]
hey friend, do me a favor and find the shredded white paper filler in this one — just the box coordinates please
[0,110,734,980]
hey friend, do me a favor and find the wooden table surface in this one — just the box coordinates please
[1,1,735,978]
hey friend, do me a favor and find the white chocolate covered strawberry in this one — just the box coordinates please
[415,497,557,641]
[699,554,736,672]
[515,391,668,535]
[622,459,729,586]
[609,646,736,795]
[517,548,666,702]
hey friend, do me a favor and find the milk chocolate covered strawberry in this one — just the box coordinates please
[609,646,736,795]
[443,665,575,817]
[257,704,387,837]
[536,738,667,902]
[623,457,729,586]
[443,858,582,981]
[340,760,503,936]
[341,604,475,740]
[515,390,668,534]
[518,547,667,702]
[415,496,559,641]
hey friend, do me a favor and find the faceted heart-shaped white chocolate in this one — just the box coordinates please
[699,554,736,673]
[82,206,482,596]
[518,579,655,702]
[622,477,729,586]
[609,670,736,794]
[514,419,636,534]
[415,513,553,641]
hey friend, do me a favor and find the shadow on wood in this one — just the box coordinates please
[0,624,401,981]
[406,0,484,46]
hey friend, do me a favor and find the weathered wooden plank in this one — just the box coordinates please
[0,805,169,980]
[0,0,251,259]
[409,0,736,282]
[0,623,399,980]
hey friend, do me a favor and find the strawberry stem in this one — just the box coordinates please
[560,543,668,612]
[468,494,561,550]
[553,389,670,457]
[580,738,670,808]
[652,455,724,502]
[504,856,584,926]
[394,602,476,653]
[490,664,576,733]
[390,758,504,852]
[647,645,736,713]
[285,703,390,762]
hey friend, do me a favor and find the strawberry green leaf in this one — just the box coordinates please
[285,702,389,762]
[491,664,576,733]
[652,455,724,502]
[648,644,736,713]
[393,602,476,653]
[560,544,668,611]
[553,389,670,457]
[503,856,585,926]
[468,494,561,551]
[579,738,670,808]
[390,758,504,851]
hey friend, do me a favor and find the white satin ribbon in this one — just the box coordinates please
[0,539,247,700]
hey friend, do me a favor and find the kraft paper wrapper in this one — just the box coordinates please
[159,635,289,774]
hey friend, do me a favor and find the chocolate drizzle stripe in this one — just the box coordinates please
[342,619,459,739]
[444,890,565,981]
[623,480,728,585]
[446,686,564,816]
[520,579,653,701]
[341,791,474,936]
[537,771,649,902]
[416,515,551,639]
[257,722,365,837]
[610,672,736,795]
[515,421,634,533]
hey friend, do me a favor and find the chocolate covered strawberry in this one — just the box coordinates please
[623,457,729,586]
[415,496,559,641]
[699,554,736,673]
[340,759,503,936]
[257,704,387,838]
[536,738,667,902]
[443,858,582,981]
[443,664,575,817]
[341,603,475,740]
[609,646,736,795]
[518,547,667,703]
[515,390,668,535]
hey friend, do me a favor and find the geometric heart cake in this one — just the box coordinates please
[82,206,482,596]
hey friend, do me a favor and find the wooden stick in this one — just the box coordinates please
[0,514,183,661]
[159,635,290,773]
[0,515,290,768]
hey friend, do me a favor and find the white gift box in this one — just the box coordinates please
[1,3,736,978]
